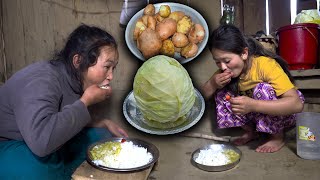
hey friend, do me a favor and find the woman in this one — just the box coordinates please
[0,24,128,179]
[202,24,304,153]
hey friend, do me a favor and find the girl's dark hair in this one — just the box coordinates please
[208,24,294,95]
[50,24,117,88]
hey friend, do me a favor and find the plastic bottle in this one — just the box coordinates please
[220,4,235,25]
[296,112,320,160]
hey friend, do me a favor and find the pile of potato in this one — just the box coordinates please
[133,4,205,60]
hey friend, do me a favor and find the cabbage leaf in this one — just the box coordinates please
[133,55,195,129]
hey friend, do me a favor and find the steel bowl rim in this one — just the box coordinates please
[86,137,160,172]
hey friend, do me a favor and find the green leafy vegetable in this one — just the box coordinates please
[90,142,121,160]
[133,55,196,129]
[294,10,320,24]
[223,149,240,164]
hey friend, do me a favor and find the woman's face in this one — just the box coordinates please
[211,48,247,78]
[82,46,119,90]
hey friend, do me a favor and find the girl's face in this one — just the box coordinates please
[211,48,247,78]
[82,46,119,90]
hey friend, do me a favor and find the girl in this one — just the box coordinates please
[0,24,128,179]
[202,24,304,153]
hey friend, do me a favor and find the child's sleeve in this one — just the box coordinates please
[261,59,295,96]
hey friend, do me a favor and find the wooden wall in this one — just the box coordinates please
[269,0,291,34]
[243,0,267,35]
[0,0,123,80]
[229,0,291,36]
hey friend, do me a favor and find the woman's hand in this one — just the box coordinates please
[80,85,112,106]
[229,96,255,115]
[88,119,129,137]
[104,120,129,137]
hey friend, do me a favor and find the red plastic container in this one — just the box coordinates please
[277,23,320,70]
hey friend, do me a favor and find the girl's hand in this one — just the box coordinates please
[80,85,112,106]
[201,71,233,100]
[229,96,255,115]
[212,71,233,89]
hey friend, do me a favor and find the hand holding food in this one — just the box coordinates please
[81,85,112,106]
[226,94,231,101]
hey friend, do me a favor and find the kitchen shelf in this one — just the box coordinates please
[291,69,320,90]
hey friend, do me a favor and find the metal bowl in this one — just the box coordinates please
[191,143,242,172]
[123,88,205,135]
[86,137,159,172]
[125,2,209,64]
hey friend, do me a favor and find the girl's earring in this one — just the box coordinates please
[242,54,247,60]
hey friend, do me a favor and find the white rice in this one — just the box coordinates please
[195,145,231,166]
[93,141,153,169]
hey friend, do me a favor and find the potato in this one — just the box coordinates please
[141,15,156,30]
[143,4,155,15]
[134,4,204,60]
[141,15,149,26]
[159,5,171,18]
[133,19,147,40]
[147,15,156,30]
[155,18,177,40]
[181,43,198,58]
[177,16,193,34]
[172,32,189,48]
[160,39,175,57]
[137,28,162,59]
[154,13,164,24]
[188,24,205,44]
[175,47,181,53]
[168,11,185,22]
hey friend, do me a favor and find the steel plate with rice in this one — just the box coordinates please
[123,88,205,135]
[125,2,209,64]
[87,137,159,172]
[191,143,242,172]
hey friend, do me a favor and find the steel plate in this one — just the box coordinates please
[123,88,205,135]
[125,2,209,64]
[191,143,242,172]
[87,137,159,172]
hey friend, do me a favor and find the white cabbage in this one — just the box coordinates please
[133,55,195,128]
[294,10,320,24]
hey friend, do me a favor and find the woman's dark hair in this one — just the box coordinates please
[50,24,118,88]
[208,24,294,95]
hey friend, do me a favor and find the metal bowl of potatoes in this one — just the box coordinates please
[125,2,209,64]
